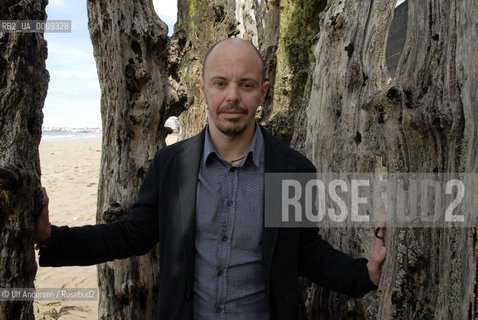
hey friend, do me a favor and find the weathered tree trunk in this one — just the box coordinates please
[175,0,240,139]
[86,0,476,318]
[87,1,187,318]
[305,0,477,319]
[304,2,395,318]
[0,0,49,319]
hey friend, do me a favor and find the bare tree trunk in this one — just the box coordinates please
[87,1,186,318]
[264,0,326,148]
[305,0,477,319]
[0,0,49,319]
[86,0,476,318]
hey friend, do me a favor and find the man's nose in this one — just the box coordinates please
[225,84,240,104]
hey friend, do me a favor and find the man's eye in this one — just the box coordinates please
[242,83,253,88]
[215,81,225,87]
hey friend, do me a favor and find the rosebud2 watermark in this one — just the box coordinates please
[0,20,71,33]
[265,173,477,228]
[0,288,97,301]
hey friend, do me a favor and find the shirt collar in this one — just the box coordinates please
[202,122,264,168]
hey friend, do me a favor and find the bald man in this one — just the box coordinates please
[35,38,386,320]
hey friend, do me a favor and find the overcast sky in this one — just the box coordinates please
[43,0,177,128]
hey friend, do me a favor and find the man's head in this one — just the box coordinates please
[202,39,267,82]
[199,38,270,138]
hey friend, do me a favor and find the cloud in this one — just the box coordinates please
[43,95,101,128]
[47,0,66,9]
[396,0,406,7]
[44,72,101,126]
[46,43,100,97]
[153,0,178,34]
[44,33,101,127]
[152,0,178,20]
[47,73,99,98]
[47,44,94,65]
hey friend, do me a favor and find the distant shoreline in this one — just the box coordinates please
[41,130,179,145]
[42,127,102,133]
[42,130,102,142]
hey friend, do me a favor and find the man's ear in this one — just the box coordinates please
[260,80,270,104]
[199,76,205,100]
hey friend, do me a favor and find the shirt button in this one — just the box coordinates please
[230,167,236,172]
[227,200,233,206]
[221,235,228,242]
[215,307,222,313]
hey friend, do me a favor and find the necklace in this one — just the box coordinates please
[225,155,246,165]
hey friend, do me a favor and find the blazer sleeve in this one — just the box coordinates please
[299,228,377,298]
[293,151,377,297]
[39,151,162,267]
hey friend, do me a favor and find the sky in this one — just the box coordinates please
[42,0,177,128]
[396,0,406,6]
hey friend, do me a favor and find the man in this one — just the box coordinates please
[34,38,387,319]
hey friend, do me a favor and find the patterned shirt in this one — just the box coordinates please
[193,123,269,319]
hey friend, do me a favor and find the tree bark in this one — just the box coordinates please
[305,0,477,319]
[0,0,49,319]
[87,0,187,318]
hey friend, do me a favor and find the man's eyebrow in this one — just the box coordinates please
[239,78,259,83]
[208,76,228,81]
[208,76,259,84]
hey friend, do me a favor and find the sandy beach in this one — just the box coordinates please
[35,137,101,319]
[34,134,178,319]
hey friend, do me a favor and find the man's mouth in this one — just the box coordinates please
[217,104,247,115]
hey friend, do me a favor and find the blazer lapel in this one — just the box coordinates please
[261,127,296,277]
[176,130,205,267]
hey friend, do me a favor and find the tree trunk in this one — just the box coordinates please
[0,0,49,319]
[87,1,187,318]
[304,0,477,319]
[86,0,476,318]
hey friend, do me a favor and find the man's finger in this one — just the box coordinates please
[42,187,49,206]
[35,187,51,246]
[377,247,387,265]
[374,227,384,240]
[374,221,386,246]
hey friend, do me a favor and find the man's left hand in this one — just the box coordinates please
[367,222,387,286]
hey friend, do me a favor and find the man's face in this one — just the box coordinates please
[199,40,269,137]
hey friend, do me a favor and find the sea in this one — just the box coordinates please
[41,128,102,141]
[41,118,178,142]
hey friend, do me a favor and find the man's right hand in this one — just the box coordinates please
[34,188,51,247]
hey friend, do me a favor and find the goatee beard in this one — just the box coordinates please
[216,103,249,137]
[216,122,248,137]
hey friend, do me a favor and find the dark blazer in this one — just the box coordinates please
[39,126,376,319]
